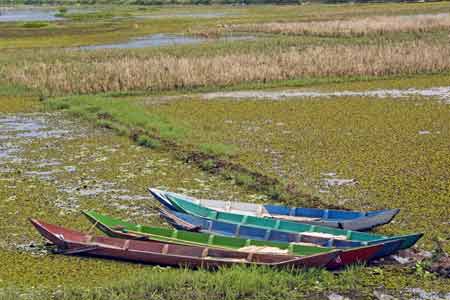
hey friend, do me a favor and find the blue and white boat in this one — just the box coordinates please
[149,188,400,231]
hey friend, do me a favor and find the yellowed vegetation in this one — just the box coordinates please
[208,13,450,37]
[0,97,40,113]
[5,41,450,95]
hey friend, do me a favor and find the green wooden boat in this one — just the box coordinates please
[165,194,423,251]
[83,210,331,256]
[82,211,395,269]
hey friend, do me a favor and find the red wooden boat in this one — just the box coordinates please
[29,219,340,269]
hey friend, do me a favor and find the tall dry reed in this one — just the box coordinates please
[5,41,450,95]
[212,13,450,37]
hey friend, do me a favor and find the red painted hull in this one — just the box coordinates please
[327,244,383,269]
[89,217,387,270]
[30,219,339,269]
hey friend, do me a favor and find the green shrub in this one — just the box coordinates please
[66,12,116,21]
[84,105,101,114]
[201,159,216,171]
[112,124,129,136]
[96,119,114,129]
[137,135,161,149]
[22,22,49,28]
[46,100,70,110]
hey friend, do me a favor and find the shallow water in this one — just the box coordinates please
[407,288,450,300]
[79,34,255,50]
[0,115,75,164]
[324,178,355,187]
[202,87,450,102]
[0,7,95,22]
[0,8,62,22]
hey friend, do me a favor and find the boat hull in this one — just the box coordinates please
[83,210,398,268]
[161,194,422,253]
[149,188,400,231]
[159,208,411,260]
[30,218,338,269]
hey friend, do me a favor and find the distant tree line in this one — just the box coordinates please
[0,0,440,5]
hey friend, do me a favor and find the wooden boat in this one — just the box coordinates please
[159,208,407,260]
[83,210,395,269]
[149,188,399,231]
[29,218,338,269]
[157,194,423,258]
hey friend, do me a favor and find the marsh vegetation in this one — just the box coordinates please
[6,41,450,95]
[203,13,450,37]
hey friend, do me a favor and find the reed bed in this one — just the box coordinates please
[210,13,450,37]
[5,41,450,95]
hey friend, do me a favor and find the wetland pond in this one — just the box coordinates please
[0,7,94,22]
[79,34,255,50]
[0,7,62,22]
[0,7,236,23]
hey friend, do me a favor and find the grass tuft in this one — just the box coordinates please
[136,135,161,149]
[22,22,49,29]
[200,159,217,171]
[199,143,236,157]
[234,173,257,187]
[96,119,115,129]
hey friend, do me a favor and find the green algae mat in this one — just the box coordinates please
[144,97,450,249]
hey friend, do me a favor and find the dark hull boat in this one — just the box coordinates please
[159,208,413,259]
[29,219,339,269]
[83,210,392,269]
[149,188,400,231]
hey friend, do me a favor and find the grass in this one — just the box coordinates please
[234,173,257,187]
[0,265,430,300]
[22,21,50,28]
[1,3,450,48]
[137,134,162,148]
[58,11,120,21]
[199,143,236,157]
[201,159,217,170]
[6,41,450,95]
[0,97,40,112]
[46,96,187,140]
[2,3,450,98]
[208,13,450,37]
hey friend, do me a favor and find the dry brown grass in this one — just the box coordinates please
[5,41,450,95]
[208,13,450,37]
